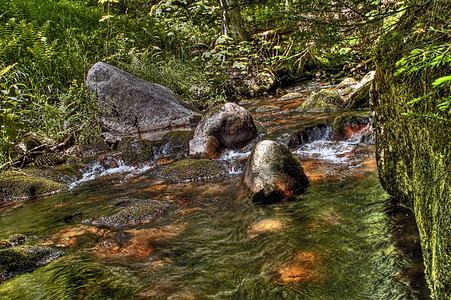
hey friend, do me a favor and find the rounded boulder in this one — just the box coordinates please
[242,140,309,204]
[193,102,257,150]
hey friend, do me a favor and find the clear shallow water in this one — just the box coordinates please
[0,82,429,299]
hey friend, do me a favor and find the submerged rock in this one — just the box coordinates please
[86,62,201,139]
[242,140,309,204]
[255,105,280,113]
[248,218,285,238]
[332,112,371,140]
[91,200,169,229]
[0,245,63,282]
[278,92,303,101]
[297,90,344,112]
[189,103,258,157]
[277,251,322,284]
[161,159,227,182]
[0,171,65,201]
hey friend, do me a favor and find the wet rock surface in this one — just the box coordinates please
[86,62,201,139]
[160,159,227,182]
[242,140,309,203]
[332,112,371,140]
[153,131,194,160]
[297,90,344,112]
[0,245,63,282]
[189,103,258,157]
[118,138,154,165]
[0,171,65,201]
[87,199,169,229]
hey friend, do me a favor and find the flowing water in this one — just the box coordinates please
[0,81,429,299]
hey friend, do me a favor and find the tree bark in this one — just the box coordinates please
[219,0,248,42]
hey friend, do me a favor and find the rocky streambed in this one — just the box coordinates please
[0,76,429,299]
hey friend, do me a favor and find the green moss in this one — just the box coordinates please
[297,90,344,112]
[118,138,154,165]
[91,199,168,229]
[345,82,371,110]
[254,121,267,136]
[0,245,63,281]
[0,240,12,250]
[8,234,26,246]
[0,171,65,201]
[373,1,451,297]
[161,159,227,182]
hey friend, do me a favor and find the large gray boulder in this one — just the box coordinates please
[242,140,309,204]
[189,103,258,157]
[86,62,201,140]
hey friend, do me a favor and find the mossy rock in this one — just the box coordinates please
[78,136,111,157]
[154,130,194,159]
[336,77,358,89]
[0,171,66,200]
[91,200,169,229]
[0,240,12,250]
[254,120,267,136]
[332,112,371,140]
[345,81,372,110]
[0,245,63,281]
[22,161,86,185]
[118,138,154,165]
[8,234,26,246]
[297,90,344,112]
[161,159,227,182]
[278,92,303,101]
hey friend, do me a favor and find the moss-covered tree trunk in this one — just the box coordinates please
[372,0,450,298]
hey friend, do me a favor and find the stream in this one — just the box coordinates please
[0,81,429,299]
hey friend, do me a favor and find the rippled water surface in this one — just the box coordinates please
[0,81,429,299]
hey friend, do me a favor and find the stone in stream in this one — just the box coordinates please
[242,140,309,204]
[278,92,303,101]
[0,171,65,201]
[189,102,258,158]
[332,112,371,140]
[86,62,201,140]
[90,199,169,229]
[118,137,154,165]
[160,159,227,182]
[297,90,344,112]
[341,71,375,110]
[0,245,63,282]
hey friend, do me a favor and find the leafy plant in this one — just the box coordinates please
[0,64,31,163]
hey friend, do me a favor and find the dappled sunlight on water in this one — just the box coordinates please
[0,81,428,299]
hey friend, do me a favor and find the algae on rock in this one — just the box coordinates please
[161,159,227,182]
[372,0,450,297]
[0,171,65,200]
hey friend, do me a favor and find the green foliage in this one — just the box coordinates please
[0,64,31,162]
[394,18,451,122]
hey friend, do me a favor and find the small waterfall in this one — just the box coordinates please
[298,123,333,145]
[69,154,154,189]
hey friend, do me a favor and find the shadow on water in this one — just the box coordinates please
[0,81,430,299]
